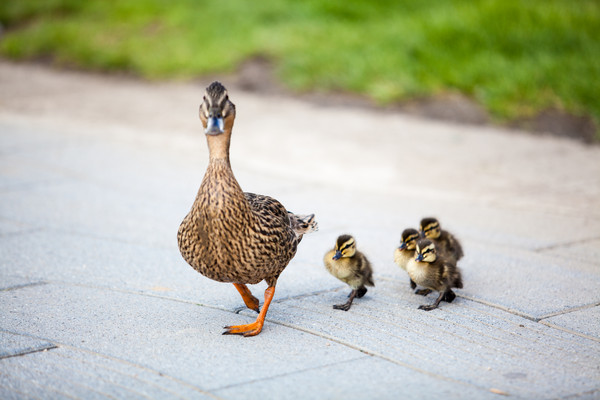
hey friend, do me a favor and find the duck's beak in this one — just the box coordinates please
[332,251,342,260]
[398,242,407,250]
[205,116,224,135]
[415,254,424,262]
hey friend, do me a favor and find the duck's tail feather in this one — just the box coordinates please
[288,213,318,237]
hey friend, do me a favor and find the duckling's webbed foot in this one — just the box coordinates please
[443,289,456,303]
[415,288,432,296]
[418,290,446,311]
[334,289,358,311]
[410,279,417,290]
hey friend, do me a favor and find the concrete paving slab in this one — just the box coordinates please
[0,283,367,391]
[214,356,500,400]
[542,305,600,340]
[0,331,56,358]
[0,345,215,399]
[248,278,600,399]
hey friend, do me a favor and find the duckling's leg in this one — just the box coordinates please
[410,279,417,290]
[232,283,260,313]
[443,289,456,303]
[418,290,447,311]
[415,288,432,296]
[334,290,358,311]
[223,286,275,337]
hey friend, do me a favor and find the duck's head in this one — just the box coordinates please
[199,81,236,136]
[420,217,441,240]
[415,238,437,263]
[332,234,356,260]
[398,228,419,251]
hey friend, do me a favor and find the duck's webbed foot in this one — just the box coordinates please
[334,289,358,311]
[418,290,447,311]
[224,286,275,336]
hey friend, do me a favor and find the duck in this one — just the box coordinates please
[323,235,374,311]
[177,81,318,336]
[406,238,463,311]
[420,217,464,262]
[393,228,423,292]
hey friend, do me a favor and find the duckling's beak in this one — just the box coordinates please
[205,116,224,135]
[398,242,407,251]
[332,251,342,260]
[415,254,424,262]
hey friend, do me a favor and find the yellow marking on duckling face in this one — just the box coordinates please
[335,237,356,258]
[417,242,437,262]
[422,222,441,239]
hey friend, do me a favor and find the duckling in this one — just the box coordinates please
[177,81,318,336]
[420,217,464,262]
[324,235,374,311]
[393,228,420,291]
[406,238,463,311]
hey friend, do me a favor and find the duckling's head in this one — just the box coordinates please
[420,217,441,240]
[398,228,420,251]
[199,81,236,136]
[415,238,437,263]
[332,234,356,260]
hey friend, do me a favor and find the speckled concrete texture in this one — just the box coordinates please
[1,61,599,399]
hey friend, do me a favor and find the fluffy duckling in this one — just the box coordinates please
[324,235,374,311]
[393,228,420,290]
[420,217,464,262]
[177,81,318,336]
[406,238,463,311]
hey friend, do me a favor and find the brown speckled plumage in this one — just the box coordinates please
[323,235,374,311]
[420,217,464,263]
[177,81,317,336]
[406,238,463,311]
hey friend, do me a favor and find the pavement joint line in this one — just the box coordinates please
[52,350,191,400]
[5,358,116,400]
[539,320,600,343]
[271,301,488,378]
[0,328,222,400]
[0,343,58,360]
[257,317,496,394]
[536,301,600,322]
[559,388,600,400]
[533,236,600,252]
[49,355,160,400]
[209,355,369,393]
[357,298,525,361]
[0,281,48,292]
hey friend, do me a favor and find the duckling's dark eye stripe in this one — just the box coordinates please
[423,225,438,233]
[340,242,354,252]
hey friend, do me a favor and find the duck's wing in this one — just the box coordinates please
[244,192,291,229]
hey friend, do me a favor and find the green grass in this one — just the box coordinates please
[1,0,599,131]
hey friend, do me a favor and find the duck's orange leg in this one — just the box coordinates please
[232,283,260,312]
[224,286,275,337]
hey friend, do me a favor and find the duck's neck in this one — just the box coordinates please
[206,130,232,162]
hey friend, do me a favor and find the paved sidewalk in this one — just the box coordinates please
[1,61,599,399]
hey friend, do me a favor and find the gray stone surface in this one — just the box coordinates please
[1,60,599,399]
[0,331,56,359]
[542,305,600,340]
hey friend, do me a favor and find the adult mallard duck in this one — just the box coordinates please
[177,81,318,336]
